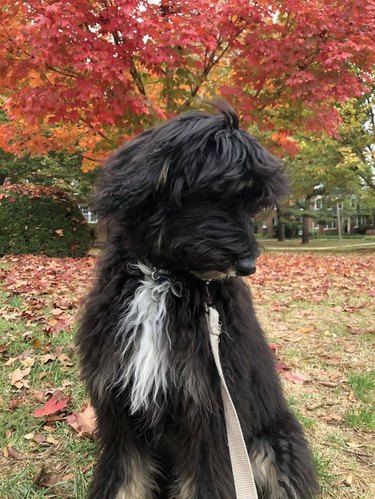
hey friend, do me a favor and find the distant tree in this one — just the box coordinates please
[287,93,375,243]
[0,150,97,201]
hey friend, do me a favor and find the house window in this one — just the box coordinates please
[350,197,357,208]
[354,216,367,228]
[314,198,323,210]
[324,221,337,230]
[79,205,98,224]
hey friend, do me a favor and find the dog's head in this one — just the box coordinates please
[93,101,288,279]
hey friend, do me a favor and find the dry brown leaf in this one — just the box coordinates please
[33,466,60,487]
[296,327,314,334]
[281,371,311,385]
[67,404,97,437]
[20,357,35,368]
[31,338,42,349]
[45,435,59,445]
[10,367,31,388]
[57,353,73,367]
[39,353,56,364]
[4,444,22,460]
[343,474,353,487]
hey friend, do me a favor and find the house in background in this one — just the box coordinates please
[79,204,98,224]
[256,195,375,237]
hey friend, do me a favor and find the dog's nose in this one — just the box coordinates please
[236,257,256,276]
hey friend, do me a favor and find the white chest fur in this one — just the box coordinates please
[115,263,181,418]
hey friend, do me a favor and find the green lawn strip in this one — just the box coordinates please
[344,371,375,432]
[345,408,375,431]
[257,237,375,253]
[257,236,375,248]
[348,371,375,403]
[0,308,94,498]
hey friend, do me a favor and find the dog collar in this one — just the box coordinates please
[151,268,173,282]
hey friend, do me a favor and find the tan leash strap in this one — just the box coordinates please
[208,306,258,499]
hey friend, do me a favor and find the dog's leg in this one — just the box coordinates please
[247,414,317,499]
[168,423,236,499]
[210,278,318,498]
[88,403,159,499]
[89,443,159,499]
[249,438,305,499]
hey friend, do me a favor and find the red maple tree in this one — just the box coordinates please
[0,0,374,168]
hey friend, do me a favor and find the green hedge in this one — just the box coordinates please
[0,184,90,257]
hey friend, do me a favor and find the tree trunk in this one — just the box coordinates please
[276,203,285,241]
[302,215,310,244]
[301,196,312,245]
[337,202,342,240]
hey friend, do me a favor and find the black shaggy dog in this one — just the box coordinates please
[78,101,317,499]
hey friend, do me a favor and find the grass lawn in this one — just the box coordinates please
[257,236,375,252]
[0,252,374,498]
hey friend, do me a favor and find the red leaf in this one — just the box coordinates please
[276,361,289,373]
[34,393,69,418]
[282,371,311,385]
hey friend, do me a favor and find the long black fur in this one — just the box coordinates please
[78,101,318,498]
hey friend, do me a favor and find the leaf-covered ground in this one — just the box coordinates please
[0,253,374,498]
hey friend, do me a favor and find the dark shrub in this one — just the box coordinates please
[355,224,370,235]
[0,184,90,257]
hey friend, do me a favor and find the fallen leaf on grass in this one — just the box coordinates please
[281,371,311,385]
[45,435,59,445]
[56,353,73,367]
[20,357,35,368]
[318,381,340,388]
[269,343,282,353]
[3,444,22,459]
[288,336,303,343]
[319,413,343,422]
[33,465,60,487]
[52,307,64,316]
[346,325,375,335]
[34,392,70,418]
[343,474,353,487]
[319,354,342,365]
[296,327,314,334]
[5,349,35,367]
[346,441,365,449]
[9,395,26,409]
[24,432,59,445]
[10,367,31,388]
[31,338,42,349]
[275,361,289,373]
[39,353,56,364]
[67,404,97,437]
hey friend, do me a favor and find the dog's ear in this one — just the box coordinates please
[244,136,289,210]
[90,129,162,222]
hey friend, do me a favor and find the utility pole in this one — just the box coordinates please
[336,202,342,241]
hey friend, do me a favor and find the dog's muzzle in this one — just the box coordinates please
[235,256,257,276]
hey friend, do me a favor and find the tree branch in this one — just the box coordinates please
[176,29,245,112]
